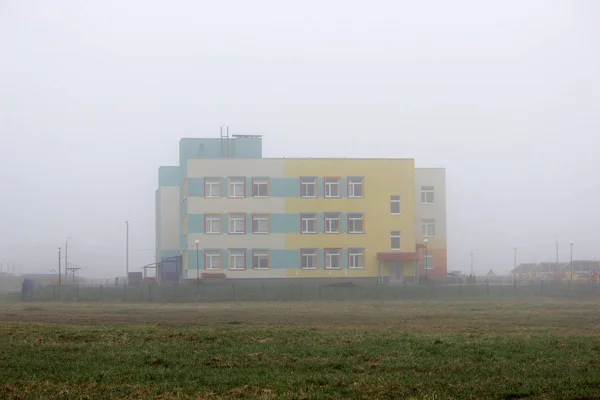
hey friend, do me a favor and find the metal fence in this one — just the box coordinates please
[9,279,600,303]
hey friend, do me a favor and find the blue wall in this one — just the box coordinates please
[186,249,355,270]
[185,213,365,234]
[179,138,262,165]
[158,166,180,187]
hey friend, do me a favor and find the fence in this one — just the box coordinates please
[8,279,600,303]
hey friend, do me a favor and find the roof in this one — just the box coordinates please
[377,252,419,261]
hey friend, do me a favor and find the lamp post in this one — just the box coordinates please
[58,247,62,285]
[424,239,429,285]
[195,240,200,300]
[570,242,574,283]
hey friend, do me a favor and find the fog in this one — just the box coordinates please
[1,0,599,278]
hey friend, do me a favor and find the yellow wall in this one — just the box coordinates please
[284,158,416,278]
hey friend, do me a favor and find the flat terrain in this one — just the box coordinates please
[1,299,600,399]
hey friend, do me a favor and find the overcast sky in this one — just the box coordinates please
[1,0,599,278]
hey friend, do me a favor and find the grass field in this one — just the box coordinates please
[1,299,600,399]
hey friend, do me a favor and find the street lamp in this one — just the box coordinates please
[570,242,574,283]
[195,240,200,300]
[424,239,429,285]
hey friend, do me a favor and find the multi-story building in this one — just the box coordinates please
[155,134,446,283]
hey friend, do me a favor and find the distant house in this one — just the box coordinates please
[486,269,496,277]
[511,263,537,274]
[563,260,600,280]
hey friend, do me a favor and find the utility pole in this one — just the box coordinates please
[58,247,62,285]
[125,221,129,299]
[570,242,574,283]
[513,247,517,284]
[65,237,70,282]
[470,252,474,276]
[555,237,559,275]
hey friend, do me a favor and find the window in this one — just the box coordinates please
[229,178,245,198]
[300,177,317,198]
[301,214,317,234]
[252,214,269,234]
[391,231,401,250]
[324,213,341,234]
[229,249,246,270]
[301,249,318,269]
[421,186,435,204]
[205,250,222,270]
[347,177,364,198]
[390,196,401,215]
[228,213,245,234]
[347,213,364,234]
[324,177,340,198]
[205,214,221,234]
[348,248,365,269]
[252,250,269,269]
[205,178,221,198]
[422,254,434,270]
[422,218,436,236]
[252,178,269,197]
[324,249,341,269]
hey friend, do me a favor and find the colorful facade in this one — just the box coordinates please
[156,135,447,282]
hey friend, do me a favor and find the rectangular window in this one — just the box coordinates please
[422,218,436,237]
[205,250,222,270]
[423,254,434,270]
[421,186,435,204]
[301,249,318,270]
[347,213,364,234]
[324,177,341,198]
[301,214,317,234]
[348,248,365,269]
[252,214,269,234]
[252,250,270,269]
[229,178,246,198]
[229,249,246,270]
[300,177,317,198]
[324,213,341,234]
[204,178,221,198]
[324,249,341,269]
[205,214,221,234]
[391,231,401,250]
[347,177,364,198]
[252,178,269,197]
[390,195,401,215]
[228,213,246,234]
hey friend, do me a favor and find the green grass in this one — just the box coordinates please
[1,300,600,399]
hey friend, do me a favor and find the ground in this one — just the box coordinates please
[1,299,600,399]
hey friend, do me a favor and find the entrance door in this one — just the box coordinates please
[389,262,403,282]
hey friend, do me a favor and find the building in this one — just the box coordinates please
[512,261,600,281]
[155,134,447,283]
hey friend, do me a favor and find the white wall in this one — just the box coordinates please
[187,233,286,250]
[414,168,447,248]
[187,158,285,178]
[187,197,285,214]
